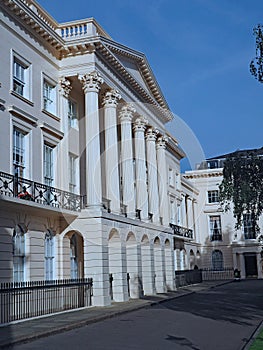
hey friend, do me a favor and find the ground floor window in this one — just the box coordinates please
[212,250,223,270]
[13,225,25,282]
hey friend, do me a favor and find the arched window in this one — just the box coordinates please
[70,234,78,279]
[13,225,25,282]
[45,230,55,280]
[212,250,223,271]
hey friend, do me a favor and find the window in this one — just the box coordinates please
[209,216,222,241]
[13,225,25,282]
[243,213,256,239]
[43,79,56,115]
[44,144,53,186]
[45,230,55,281]
[69,154,77,193]
[208,190,219,203]
[13,128,25,177]
[68,100,78,129]
[13,55,30,99]
[212,250,223,270]
[168,168,174,187]
[70,234,78,279]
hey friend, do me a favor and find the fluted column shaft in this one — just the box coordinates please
[133,117,148,220]
[58,77,71,191]
[119,104,136,216]
[79,71,103,208]
[102,89,121,213]
[145,127,160,223]
[156,136,169,226]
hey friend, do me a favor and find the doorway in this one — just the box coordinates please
[244,253,258,278]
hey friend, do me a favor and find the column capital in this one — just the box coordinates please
[102,88,121,107]
[133,116,148,132]
[78,70,104,93]
[119,103,136,122]
[145,127,157,142]
[58,77,71,98]
[156,135,168,149]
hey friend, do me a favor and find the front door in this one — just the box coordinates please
[244,253,258,278]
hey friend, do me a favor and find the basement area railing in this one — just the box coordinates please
[0,278,93,324]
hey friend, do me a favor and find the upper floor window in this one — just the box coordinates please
[43,78,56,115]
[168,168,174,187]
[243,213,256,239]
[209,215,222,241]
[208,190,219,204]
[68,99,78,129]
[13,128,25,177]
[13,54,31,100]
[45,230,55,281]
[44,143,54,186]
[69,154,77,193]
[13,225,25,282]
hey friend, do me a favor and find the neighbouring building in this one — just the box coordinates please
[184,149,263,279]
[0,0,199,309]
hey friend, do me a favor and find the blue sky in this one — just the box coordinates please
[38,0,263,163]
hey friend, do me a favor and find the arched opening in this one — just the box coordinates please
[63,231,84,279]
[126,232,142,298]
[189,249,195,270]
[13,224,26,282]
[164,239,174,291]
[108,229,128,302]
[212,250,223,271]
[180,248,186,271]
[153,237,165,293]
[141,234,154,295]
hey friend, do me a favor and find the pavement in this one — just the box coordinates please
[0,280,233,349]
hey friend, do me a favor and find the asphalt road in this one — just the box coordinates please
[10,280,263,350]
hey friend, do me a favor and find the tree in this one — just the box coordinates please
[250,24,263,83]
[219,150,263,234]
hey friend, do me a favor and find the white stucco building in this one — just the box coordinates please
[0,0,200,307]
[184,150,263,279]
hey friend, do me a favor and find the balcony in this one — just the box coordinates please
[169,223,193,239]
[0,171,83,212]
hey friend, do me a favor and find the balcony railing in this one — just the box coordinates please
[170,223,193,239]
[0,171,83,212]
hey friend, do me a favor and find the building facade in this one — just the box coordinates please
[0,0,199,306]
[184,151,263,279]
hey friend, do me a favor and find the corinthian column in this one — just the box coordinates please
[156,135,169,226]
[58,77,71,191]
[133,116,148,220]
[145,127,160,223]
[102,89,121,213]
[78,71,103,208]
[119,104,136,216]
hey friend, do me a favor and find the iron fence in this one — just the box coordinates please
[170,223,193,239]
[202,267,234,281]
[0,171,83,211]
[0,278,93,324]
[175,269,202,288]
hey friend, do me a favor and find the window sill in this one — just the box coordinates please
[42,109,60,122]
[10,90,34,106]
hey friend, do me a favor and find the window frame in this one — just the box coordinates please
[42,75,57,115]
[68,99,78,129]
[207,190,219,204]
[209,215,222,241]
[43,143,54,187]
[12,52,31,101]
[212,249,224,271]
[243,213,256,239]
[45,230,55,281]
[13,225,26,282]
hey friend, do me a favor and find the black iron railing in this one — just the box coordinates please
[175,269,202,288]
[0,278,93,324]
[170,223,193,239]
[0,171,83,212]
[202,267,234,281]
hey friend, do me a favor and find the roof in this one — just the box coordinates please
[207,147,263,160]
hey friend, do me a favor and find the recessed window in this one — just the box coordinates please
[13,225,25,282]
[13,55,31,99]
[209,216,222,241]
[45,230,55,281]
[43,78,57,115]
[212,250,223,270]
[68,99,78,129]
[69,154,77,193]
[13,127,25,177]
[44,143,54,186]
[208,190,219,203]
[168,168,174,187]
[243,213,256,239]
